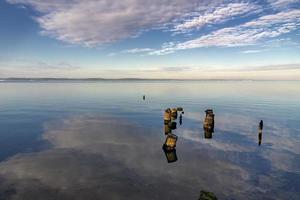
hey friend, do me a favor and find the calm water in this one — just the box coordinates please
[0,81,299,200]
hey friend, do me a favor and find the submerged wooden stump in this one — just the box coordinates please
[199,190,218,200]
[163,133,178,149]
[177,107,184,112]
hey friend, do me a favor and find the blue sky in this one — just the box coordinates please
[0,0,300,79]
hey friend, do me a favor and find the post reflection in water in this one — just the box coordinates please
[203,109,215,139]
[258,130,262,146]
[204,128,213,139]
[163,146,178,163]
[258,120,264,146]
[164,124,172,135]
[170,121,177,130]
[179,114,183,125]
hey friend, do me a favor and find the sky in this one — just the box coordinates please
[0,0,300,79]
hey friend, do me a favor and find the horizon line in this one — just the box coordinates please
[1,78,300,81]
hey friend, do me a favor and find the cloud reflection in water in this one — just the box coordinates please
[0,114,299,199]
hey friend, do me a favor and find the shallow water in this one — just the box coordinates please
[0,81,299,200]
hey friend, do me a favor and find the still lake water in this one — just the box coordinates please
[0,81,299,200]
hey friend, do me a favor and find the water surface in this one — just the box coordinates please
[0,81,299,200]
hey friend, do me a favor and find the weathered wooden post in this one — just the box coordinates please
[203,109,215,139]
[171,108,178,120]
[164,108,171,124]
[163,133,178,149]
[259,120,263,130]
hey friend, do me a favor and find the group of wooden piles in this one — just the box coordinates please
[203,109,264,144]
[162,107,264,163]
[164,108,215,143]
[162,107,184,163]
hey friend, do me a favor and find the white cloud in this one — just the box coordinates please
[173,3,260,33]
[268,0,299,8]
[7,0,215,47]
[6,0,300,53]
[243,9,300,27]
[122,48,154,54]
[161,66,193,71]
[245,64,300,71]
[241,49,267,54]
[152,9,300,55]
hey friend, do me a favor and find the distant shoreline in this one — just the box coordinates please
[2,77,300,82]
[0,78,299,82]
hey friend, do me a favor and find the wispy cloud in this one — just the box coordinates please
[6,0,264,48]
[6,0,300,56]
[173,3,260,33]
[0,58,80,70]
[161,66,194,71]
[268,0,299,8]
[244,63,300,71]
[241,49,268,54]
[152,9,300,55]
[122,48,154,54]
